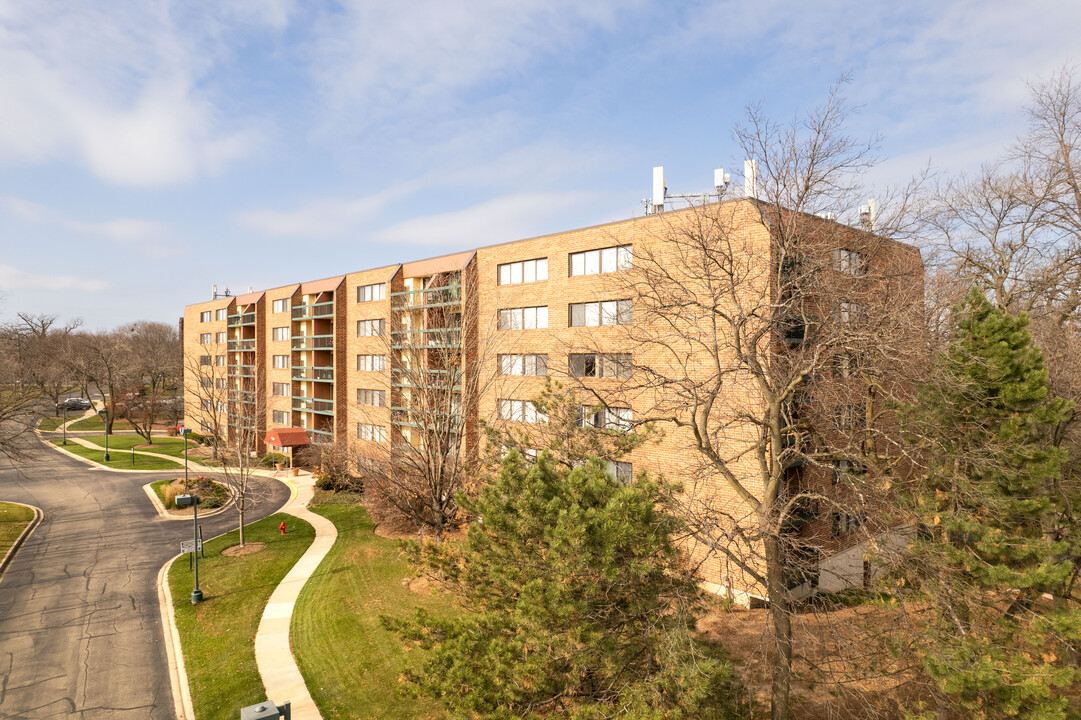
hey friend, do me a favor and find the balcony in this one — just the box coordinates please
[227,313,255,327]
[228,364,255,378]
[390,327,462,350]
[291,335,334,350]
[292,301,334,320]
[292,366,334,382]
[229,388,256,404]
[292,396,334,415]
[228,338,256,351]
[227,413,255,429]
[306,428,334,444]
[391,285,462,309]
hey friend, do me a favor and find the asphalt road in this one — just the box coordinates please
[0,439,290,719]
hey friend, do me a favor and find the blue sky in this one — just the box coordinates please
[0,0,1077,329]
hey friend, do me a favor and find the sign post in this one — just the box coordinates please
[175,492,203,604]
[178,425,191,490]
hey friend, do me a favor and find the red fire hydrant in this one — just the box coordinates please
[279,520,286,535]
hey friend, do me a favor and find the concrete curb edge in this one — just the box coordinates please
[0,501,44,583]
[158,555,196,720]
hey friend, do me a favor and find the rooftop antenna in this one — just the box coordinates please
[212,284,218,300]
[858,198,877,231]
[744,159,758,199]
[646,166,730,212]
[643,166,667,214]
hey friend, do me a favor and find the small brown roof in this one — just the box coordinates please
[300,276,344,294]
[264,428,311,447]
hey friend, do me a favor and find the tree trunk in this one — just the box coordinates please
[238,505,245,546]
[765,534,792,720]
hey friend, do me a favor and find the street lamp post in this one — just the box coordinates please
[180,426,191,490]
[175,492,203,604]
[62,401,67,446]
[103,406,110,461]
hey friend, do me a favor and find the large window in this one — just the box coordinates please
[569,353,631,378]
[358,423,386,442]
[607,461,633,484]
[357,319,385,337]
[214,355,226,366]
[273,410,289,424]
[498,399,548,424]
[497,306,548,330]
[215,378,226,389]
[357,354,386,372]
[568,300,632,327]
[272,326,289,341]
[579,405,632,431]
[569,244,632,277]
[272,355,289,369]
[833,248,866,276]
[357,389,385,407]
[215,332,226,344]
[272,298,289,313]
[498,258,548,285]
[498,354,548,376]
[199,311,211,322]
[272,382,289,396]
[215,309,226,321]
[200,376,212,388]
[199,333,211,344]
[358,283,385,303]
[199,355,211,366]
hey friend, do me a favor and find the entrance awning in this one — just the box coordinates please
[264,428,311,447]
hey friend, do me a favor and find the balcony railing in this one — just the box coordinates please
[292,366,334,382]
[227,338,256,351]
[227,313,255,327]
[292,396,335,414]
[306,428,334,444]
[391,285,462,309]
[228,364,255,378]
[227,413,256,429]
[228,389,256,404]
[291,335,334,350]
[291,301,334,320]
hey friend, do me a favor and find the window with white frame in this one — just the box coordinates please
[832,459,864,486]
[272,382,289,396]
[199,311,211,322]
[215,378,226,389]
[498,258,548,285]
[497,306,548,330]
[837,302,864,324]
[607,461,633,484]
[579,405,632,430]
[215,332,226,344]
[497,399,548,424]
[200,376,212,388]
[273,410,289,424]
[357,389,385,407]
[215,309,226,321]
[498,354,548,376]
[357,354,386,372]
[216,401,227,413]
[272,326,289,341]
[357,319,385,337]
[358,423,386,442]
[832,512,865,537]
[199,333,211,344]
[201,399,211,411]
[272,298,289,313]
[214,355,226,366]
[569,353,631,378]
[833,248,866,276]
[272,355,289,369]
[199,355,211,366]
[568,300,632,327]
[569,244,632,277]
[357,283,385,303]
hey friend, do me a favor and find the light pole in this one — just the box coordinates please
[103,405,110,461]
[175,492,203,604]
[62,400,67,446]
[181,426,191,490]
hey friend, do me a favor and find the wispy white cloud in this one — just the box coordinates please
[233,184,418,237]
[0,264,110,292]
[0,194,172,251]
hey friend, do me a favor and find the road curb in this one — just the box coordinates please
[0,501,44,583]
[158,555,196,720]
[142,481,234,521]
[36,431,185,473]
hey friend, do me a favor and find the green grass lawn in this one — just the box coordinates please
[291,494,452,720]
[80,434,195,459]
[170,513,315,720]
[0,502,35,558]
[37,415,66,431]
[67,415,134,432]
[51,439,183,470]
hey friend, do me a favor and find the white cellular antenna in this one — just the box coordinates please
[652,166,667,214]
[744,159,758,199]
[858,198,877,231]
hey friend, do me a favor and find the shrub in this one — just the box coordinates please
[260,452,288,467]
[161,482,180,509]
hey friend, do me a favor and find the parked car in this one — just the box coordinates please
[57,397,92,412]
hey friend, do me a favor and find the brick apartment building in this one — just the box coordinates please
[182,195,922,602]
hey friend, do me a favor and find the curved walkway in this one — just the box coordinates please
[253,472,338,720]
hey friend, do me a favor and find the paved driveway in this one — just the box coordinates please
[0,444,290,719]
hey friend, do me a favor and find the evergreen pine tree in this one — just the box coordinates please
[385,452,747,720]
[901,287,1079,719]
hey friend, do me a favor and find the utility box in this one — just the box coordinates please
[240,701,290,720]
[175,494,195,508]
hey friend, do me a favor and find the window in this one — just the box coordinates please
[357,283,385,303]
[200,376,212,388]
[272,327,289,341]
[834,405,862,430]
[357,319,385,337]
[215,332,226,344]
[607,461,633,484]
[201,399,211,411]
[837,302,864,324]
[215,378,226,389]
[273,410,289,424]
[214,354,225,366]
[569,244,632,277]
[497,306,548,330]
[199,311,211,322]
[832,459,864,486]
[199,355,211,366]
[199,333,211,344]
[832,512,865,537]
[357,389,385,407]
[569,353,631,378]
[215,309,226,321]
[579,405,632,431]
[358,423,386,442]
[272,382,289,397]
[833,248,866,276]
[833,352,861,378]
[498,258,548,285]
[357,354,386,372]
[498,354,548,376]
[272,298,289,313]
[272,355,289,369]
[216,401,227,413]
[568,300,632,327]
[497,399,548,424]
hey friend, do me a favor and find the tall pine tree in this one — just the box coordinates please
[901,287,1079,719]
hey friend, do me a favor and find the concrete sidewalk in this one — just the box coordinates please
[253,471,338,720]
